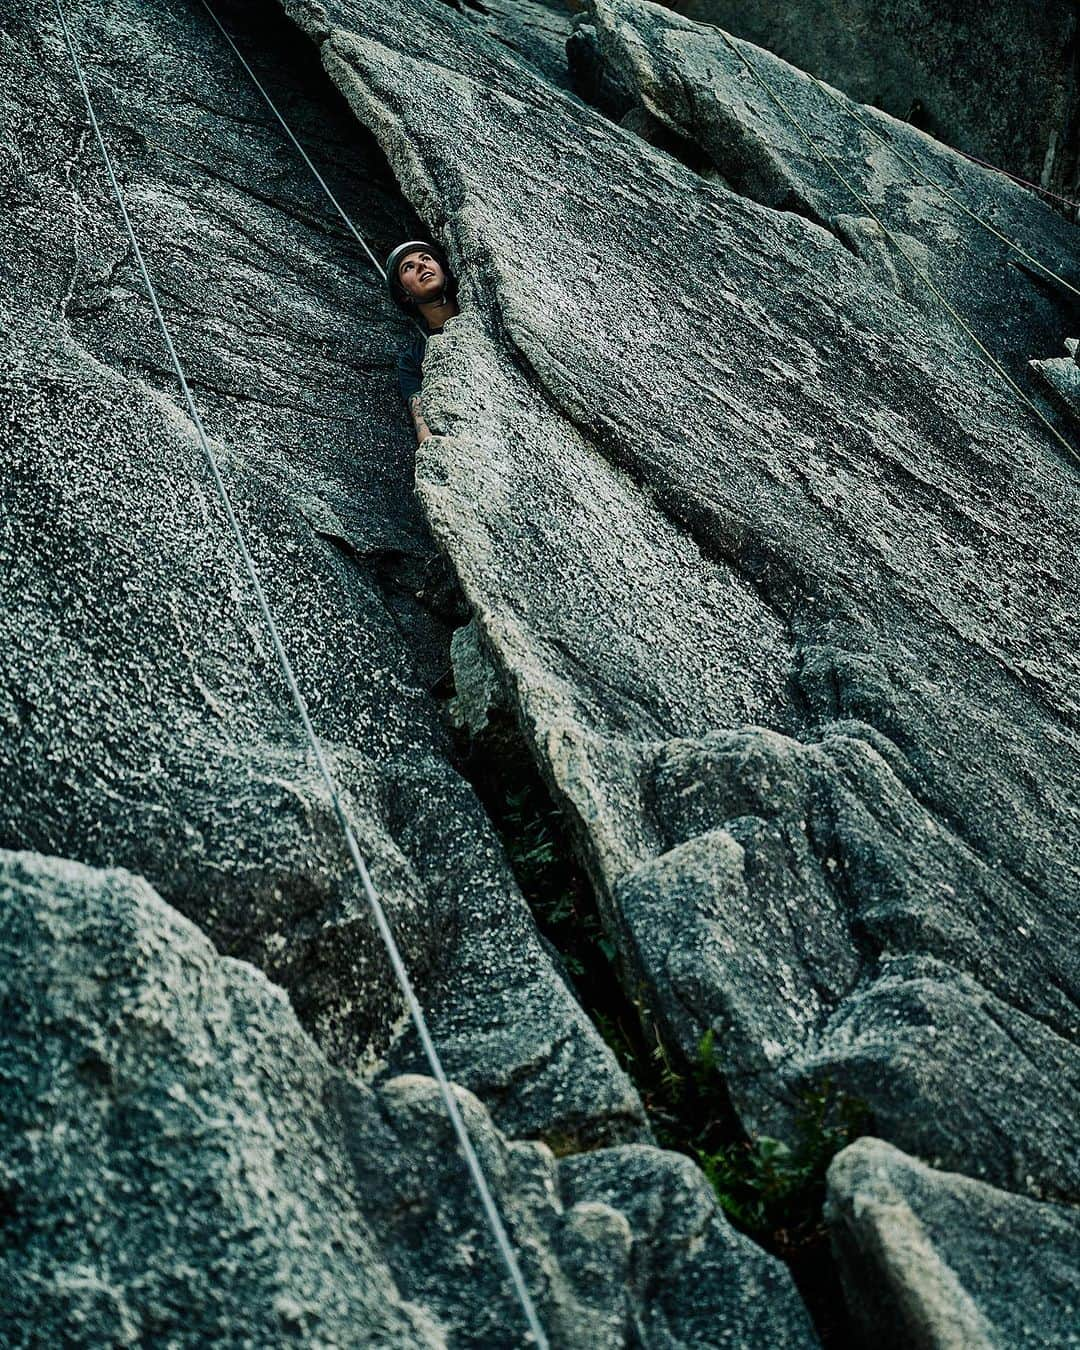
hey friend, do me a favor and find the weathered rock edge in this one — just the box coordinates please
[0,847,819,1348]
[826,1137,1080,1350]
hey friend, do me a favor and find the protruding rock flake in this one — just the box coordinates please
[826,1138,1080,1349]
[1032,338,1080,424]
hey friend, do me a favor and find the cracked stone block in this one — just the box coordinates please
[826,1137,1080,1350]
[0,847,818,1348]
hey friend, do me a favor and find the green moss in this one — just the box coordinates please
[695,1076,870,1251]
[454,706,867,1262]
[540,1128,591,1159]
[594,1020,869,1259]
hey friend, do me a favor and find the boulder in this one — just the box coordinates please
[826,1137,1080,1349]
[0,847,819,1347]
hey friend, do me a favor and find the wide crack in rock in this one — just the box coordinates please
[1,0,643,1149]
[5,0,1080,1341]
[287,0,1080,1214]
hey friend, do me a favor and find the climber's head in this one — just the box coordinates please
[385,239,456,315]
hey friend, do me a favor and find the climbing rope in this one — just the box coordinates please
[199,0,432,345]
[198,0,425,340]
[804,73,1080,302]
[197,0,387,279]
[713,29,1080,470]
[953,147,1080,215]
[53,3,547,1345]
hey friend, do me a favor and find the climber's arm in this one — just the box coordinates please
[397,336,431,444]
[408,392,432,445]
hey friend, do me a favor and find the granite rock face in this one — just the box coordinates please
[287,0,1080,1194]
[667,0,1080,199]
[0,848,819,1348]
[3,0,1079,1342]
[581,0,1079,378]
[826,1138,1080,1349]
[0,0,639,1147]
[445,0,577,90]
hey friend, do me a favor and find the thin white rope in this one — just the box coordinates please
[197,0,431,339]
[953,146,1080,214]
[805,74,1080,302]
[53,4,547,1344]
[197,0,386,278]
[714,30,1080,470]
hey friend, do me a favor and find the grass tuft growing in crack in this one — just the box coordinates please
[597,1019,868,1258]
[692,1054,870,1255]
[604,1019,869,1347]
[449,696,865,1344]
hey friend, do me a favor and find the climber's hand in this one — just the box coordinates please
[409,393,433,446]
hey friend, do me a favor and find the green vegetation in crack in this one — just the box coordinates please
[692,1052,871,1253]
[607,1021,870,1348]
[448,691,865,1342]
[592,1016,869,1260]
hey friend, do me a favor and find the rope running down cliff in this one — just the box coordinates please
[197,0,427,339]
[53,3,547,1344]
[714,29,1080,471]
[804,75,1080,302]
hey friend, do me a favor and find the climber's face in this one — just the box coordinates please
[397,249,446,303]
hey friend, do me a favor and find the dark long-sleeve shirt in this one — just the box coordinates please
[396,326,443,406]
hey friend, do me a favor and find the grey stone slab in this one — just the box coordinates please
[667,0,1079,198]
[827,1137,1080,1349]
[585,0,1079,378]
[0,847,818,1348]
[1032,341,1080,423]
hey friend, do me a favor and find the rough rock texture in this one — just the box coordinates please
[580,0,1080,378]
[4,0,1080,1342]
[826,1138,1080,1349]
[0,850,440,1347]
[668,0,1080,199]
[0,0,640,1147]
[447,0,578,90]
[286,0,1080,1198]
[0,848,819,1347]
[1033,338,1080,423]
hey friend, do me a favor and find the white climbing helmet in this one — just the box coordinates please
[384,239,454,312]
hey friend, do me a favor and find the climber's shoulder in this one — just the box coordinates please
[396,330,427,404]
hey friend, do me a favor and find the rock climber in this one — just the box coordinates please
[386,239,460,445]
